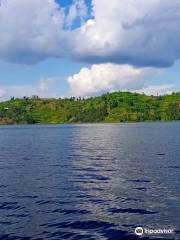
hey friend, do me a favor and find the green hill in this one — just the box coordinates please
[0,92,180,124]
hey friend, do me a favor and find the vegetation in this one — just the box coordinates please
[0,92,180,124]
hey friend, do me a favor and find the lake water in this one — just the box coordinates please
[0,123,179,240]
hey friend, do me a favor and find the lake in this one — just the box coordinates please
[0,123,179,240]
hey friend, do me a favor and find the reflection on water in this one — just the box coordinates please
[0,123,179,239]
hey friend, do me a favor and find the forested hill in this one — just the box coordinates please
[0,92,180,124]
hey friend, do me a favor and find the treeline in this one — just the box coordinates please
[0,92,180,124]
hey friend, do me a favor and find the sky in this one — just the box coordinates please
[0,0,180,100]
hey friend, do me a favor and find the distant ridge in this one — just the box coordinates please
[0,92,179,124]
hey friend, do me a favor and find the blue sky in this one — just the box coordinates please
[0,0,180,100]
[0,58,86,93]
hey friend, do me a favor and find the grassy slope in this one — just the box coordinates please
[0,92,180,124]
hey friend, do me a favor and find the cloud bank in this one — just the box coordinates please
[0,0,180,67]
[68,63,173,96]
[68,64,155,96]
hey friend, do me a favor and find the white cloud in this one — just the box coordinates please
[1,0,180,67]
[0,0,65,64]
[133,84,175,96]
[68,63,175,96]
[68,63,157,96]
[0,0,178,99]
[70,0,180,67]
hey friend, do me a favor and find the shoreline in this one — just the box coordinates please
[0,120,179,126]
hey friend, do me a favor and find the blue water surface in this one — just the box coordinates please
[0,123,179,240]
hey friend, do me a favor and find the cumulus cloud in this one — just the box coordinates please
[68,63,159,96]
[70,0,180,67]
[0,0,65,64]
[68,63,175,96]
[0,0,180,67]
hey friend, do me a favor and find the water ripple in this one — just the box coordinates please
[0,123,179,239]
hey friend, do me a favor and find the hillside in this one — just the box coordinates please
[0,92,180,124]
